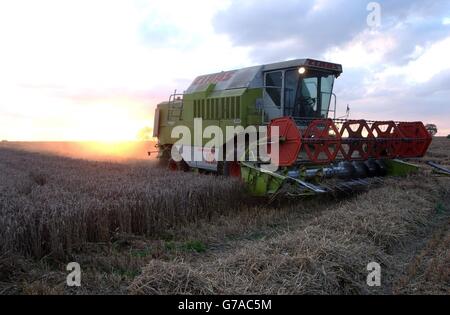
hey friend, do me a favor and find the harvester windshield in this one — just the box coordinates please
[283,69,335,119]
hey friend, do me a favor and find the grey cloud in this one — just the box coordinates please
[214,0,367,60]
[336,69,450,124]
[343,90,450,127]
[333,68,372,101]
[380,0,449,18]
[415,70,450,96]
[382,18,450,66]
[213,0,450,64]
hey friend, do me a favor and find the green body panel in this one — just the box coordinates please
[242,88,263,126]
[157,88,263,147]
[240,163,285,197]
[385,159,419,176]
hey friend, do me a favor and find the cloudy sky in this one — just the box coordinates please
[0,0,449,140]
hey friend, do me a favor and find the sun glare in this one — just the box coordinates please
[69,103,151,142]
[81,141,140,158]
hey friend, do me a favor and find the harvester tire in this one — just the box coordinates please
[220,161,241,178]
[156,145,172,168]
[168,158,190,172]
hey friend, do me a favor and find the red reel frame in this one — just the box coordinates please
[370,121,404,159]
[267,117,432,166]
[339,120,374,160]
[303,119,341,164]
[397,122,432,157]
[268,117,302,167]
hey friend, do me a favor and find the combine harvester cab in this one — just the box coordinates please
[153,59,432,198]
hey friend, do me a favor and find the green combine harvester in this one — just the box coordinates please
[152,59,432,197]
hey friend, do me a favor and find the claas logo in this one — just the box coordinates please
[192,70,236,86]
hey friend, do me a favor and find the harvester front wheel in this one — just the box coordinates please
[219,161,241,178]
[156,145,171,168]
[168,158,190,172]
[168,158,178,171]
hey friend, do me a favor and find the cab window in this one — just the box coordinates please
[265,71,282,107]
[299,77,318,117]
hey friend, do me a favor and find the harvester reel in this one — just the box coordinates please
[303,119,341,164]
[370,121,403,159]
[397,122,432,157]
[340,120,374,160]
[268,117,302,167]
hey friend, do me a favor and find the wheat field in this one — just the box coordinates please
[0,139,448,294]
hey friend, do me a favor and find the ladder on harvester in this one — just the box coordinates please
[167,90,184,122]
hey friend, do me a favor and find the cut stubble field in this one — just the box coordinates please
[0,138,449,295]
